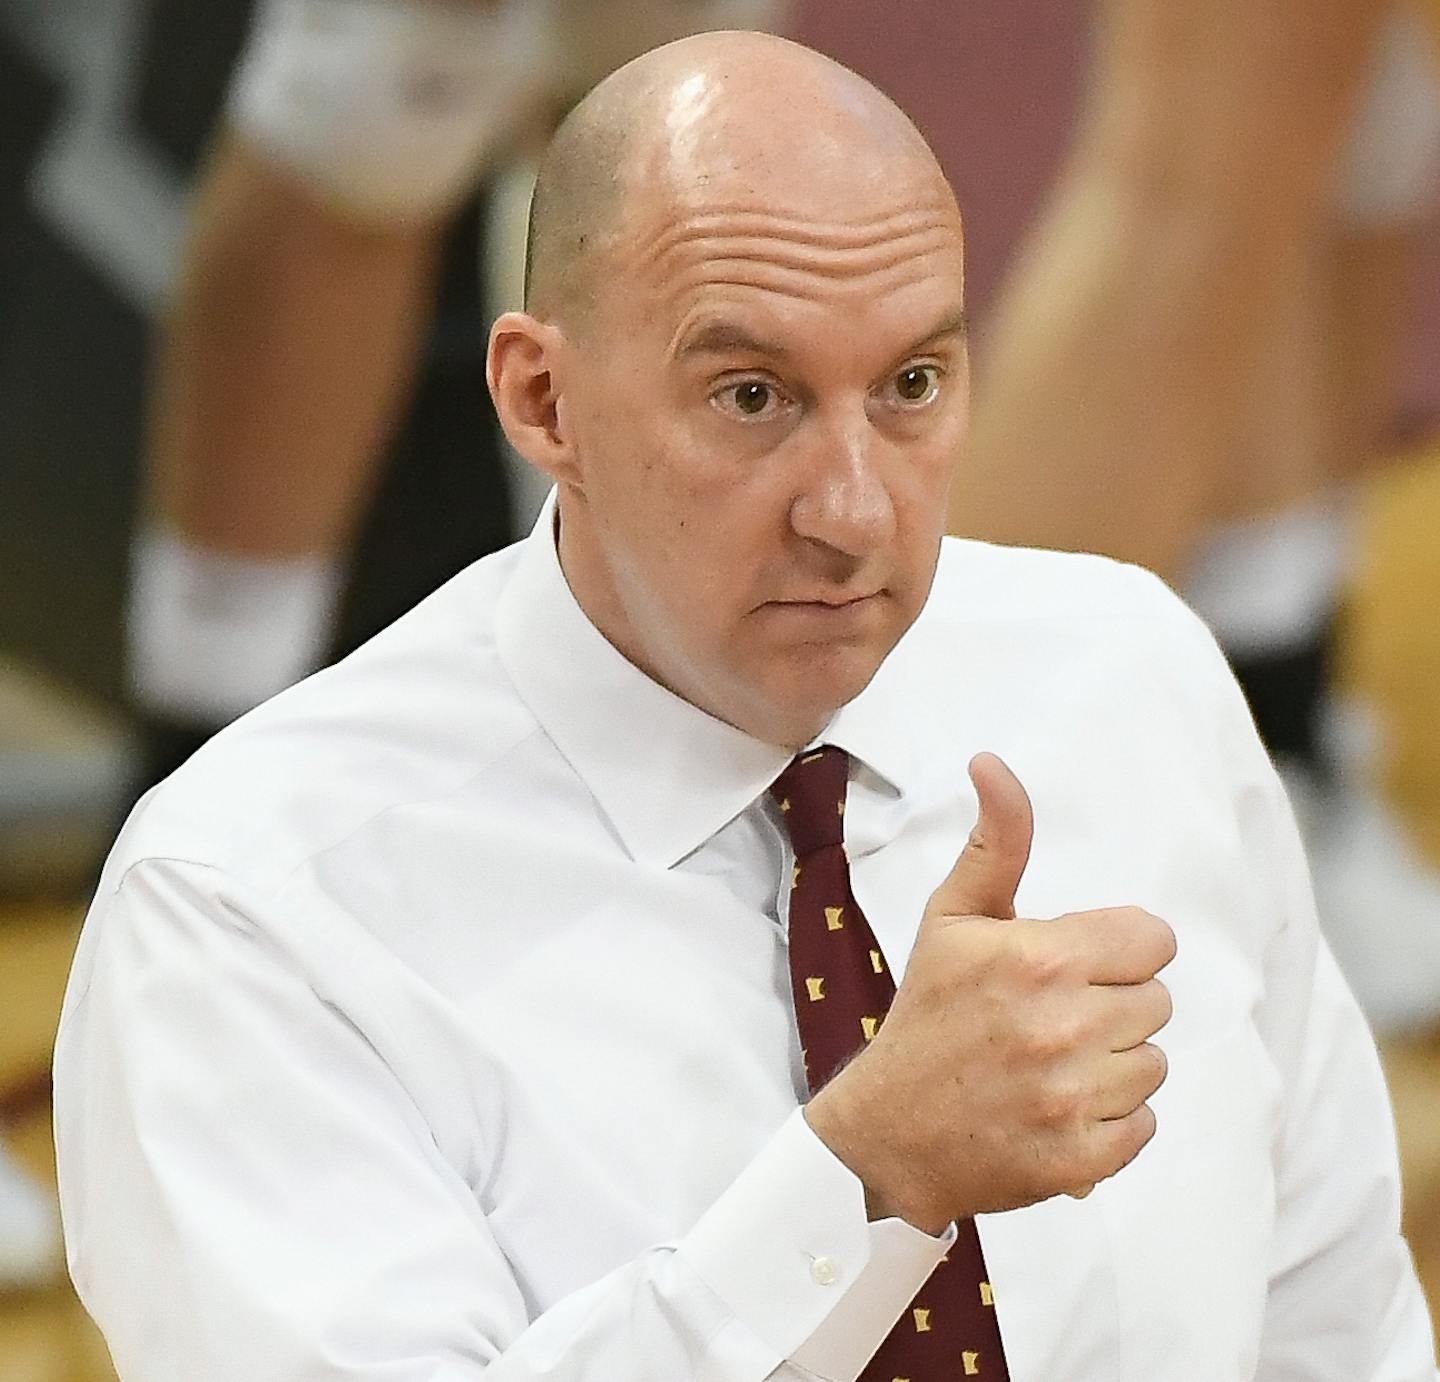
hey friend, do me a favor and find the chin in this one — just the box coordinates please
[752,652,886,742]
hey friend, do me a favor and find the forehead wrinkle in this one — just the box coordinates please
[645,205,957,256]
[668,230,958,283]
[662,264,957,315]
[651,228,963,308]
[621,215,961,307]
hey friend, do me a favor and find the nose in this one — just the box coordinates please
[788,405,898,560]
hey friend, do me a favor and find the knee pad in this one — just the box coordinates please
[227,0,551,222]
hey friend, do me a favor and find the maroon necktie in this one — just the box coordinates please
[772,746,1010,1381]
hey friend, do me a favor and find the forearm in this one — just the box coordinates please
[146,130,443,558]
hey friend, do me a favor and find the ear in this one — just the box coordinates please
[486,312,582,487]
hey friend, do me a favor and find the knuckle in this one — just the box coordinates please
[1035,1073,1085,1128]
[1016,933,1070,989]
[1022,1016,1077,1066]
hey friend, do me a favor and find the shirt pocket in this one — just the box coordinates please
[1099,1022,1279,1381]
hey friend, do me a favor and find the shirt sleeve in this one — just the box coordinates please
[53,857,950,1382]
[1154,577,1439,1379]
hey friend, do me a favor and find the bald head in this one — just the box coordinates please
[523,32,951,325]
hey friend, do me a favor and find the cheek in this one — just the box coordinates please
[634,498,779,655]
[906,409,967,514]
[888,432,957,524]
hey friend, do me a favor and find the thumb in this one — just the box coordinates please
[931,752,1035,921]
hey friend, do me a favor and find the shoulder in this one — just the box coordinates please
[106,543,538,899]
[912,538,1252,738]
[929,536,1186,626]
[927,537,1231,669]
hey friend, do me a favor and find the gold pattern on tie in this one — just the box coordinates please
[770,746,1011,1381]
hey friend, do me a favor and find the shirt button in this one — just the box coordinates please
[810,1256,842,1287]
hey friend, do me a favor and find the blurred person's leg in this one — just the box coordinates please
[951,0,1390,580]
[1180,221,1401,780]
[1185,7,1437,799]
[129,131,449,761]
[124,0,553,788]
[124,0,793,797]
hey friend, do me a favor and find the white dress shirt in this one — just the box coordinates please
[55,501,1437,1381]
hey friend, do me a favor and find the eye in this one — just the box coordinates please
[711,378,789,420]
[891,364,942,407]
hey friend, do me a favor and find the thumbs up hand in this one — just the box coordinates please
[805,754,1176,1235]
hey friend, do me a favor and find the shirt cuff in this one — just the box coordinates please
[676,1107,955,1381]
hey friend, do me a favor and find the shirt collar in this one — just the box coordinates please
[495,493,920,867]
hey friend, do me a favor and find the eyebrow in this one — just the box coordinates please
[908,308,969,352]
[675,320,790,362]
[674,307,969,364]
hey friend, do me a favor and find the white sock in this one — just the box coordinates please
[1181,497,1353,660]
[126,527,344,725]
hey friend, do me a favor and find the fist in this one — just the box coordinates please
[806,754,1176,1233]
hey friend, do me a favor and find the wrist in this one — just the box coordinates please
[804,1081,951,1237]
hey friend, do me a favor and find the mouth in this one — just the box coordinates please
[755,591,888,628]
[772,590,884,609]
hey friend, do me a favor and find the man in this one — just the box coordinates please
[55,32,1435,1381]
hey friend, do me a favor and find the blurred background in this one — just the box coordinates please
[2,0,1439,1374]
